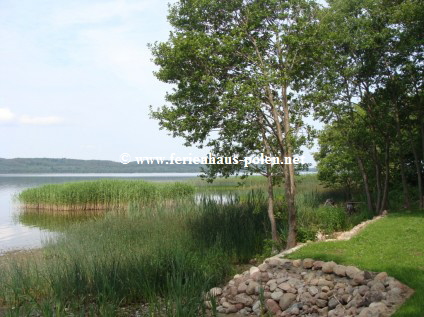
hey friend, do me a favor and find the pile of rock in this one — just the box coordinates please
[206,258,411,317]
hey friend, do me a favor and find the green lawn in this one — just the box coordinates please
[286,212,424,317]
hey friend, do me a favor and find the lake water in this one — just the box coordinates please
[0,173,199,254]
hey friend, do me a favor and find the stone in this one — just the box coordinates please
[308,286,319,296]
[346,266,361,279]
[246,281,260,295]
[266,299,281,314]
[374,272,388,282]
[278,282,291,291]
[226,305,238,313]
[315,299,327,308]
[333,265,346,277]
[258,263,269,272]
[353,272,365,284]
[313,261,325,270]
[303,258,314,269]
[209,287,222,297]
[279,293,297,311]
[369,302,388,314]
[252,300,261,314]
[234,293,254,306]
[328,297,338,310]
[292,259,302,267]
[268,258,284,267]
[237,282,247,293]
[271,291,284,301]
[371,281,386,292]
[322,261,337,274]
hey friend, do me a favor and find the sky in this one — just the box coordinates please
[0,0,319,165]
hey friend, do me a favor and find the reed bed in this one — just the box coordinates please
[0,195,269,316]
[17,179,194,211]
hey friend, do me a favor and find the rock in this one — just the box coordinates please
[292,259,302,267]
[234,293,254,306]
[266,299,281,314]
[246,281,260,295]
[268,258,284,267]
[279,293,297,311]
[333,265,346,276]
[346,266,360,279]
[370,281,386,292]
[278,282,292,291]
[258,263,269,272]
[238,282,247,293]
[308,286,319,296]
[315,299,327,308]
[250,267,261,281]
[303,258,314,269]
[271,291,284,301]
[322,261,337,273]
[226,305,238,313]
[369,302,388,313]
[358,307,379,317]
[252,300,261,314]
[353,272,365,284]
[313,261,325,270]
[209,287,222,297]
[374,272,388,282]
[328,297,338,310]
[358,285,369,296]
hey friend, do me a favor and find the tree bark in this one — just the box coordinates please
[357,156,374,213]
[411,141,424,209]
[282,84,297,249]
[381,140,390,212]
[260,119,281,247]
[395,111,410,209]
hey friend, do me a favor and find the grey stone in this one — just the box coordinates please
[234,293,254,306]
[322,261,337,274]
[279,293,297,311]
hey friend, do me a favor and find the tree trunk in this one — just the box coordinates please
[395,112,410,209]
[411,141,424,209]
[260,119,281,247]
[373,146,382,213]
[381,140,390,212]
[357,156,374,213]
[282,85,297,249]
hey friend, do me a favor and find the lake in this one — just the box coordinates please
[0,173,199,254]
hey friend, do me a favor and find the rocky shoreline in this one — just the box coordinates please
[206,257,412,317]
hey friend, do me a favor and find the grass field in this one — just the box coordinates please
[286,212,424,317]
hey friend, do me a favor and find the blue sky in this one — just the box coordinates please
[0,0,318,165]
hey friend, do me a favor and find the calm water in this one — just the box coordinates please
[0,173,198,254]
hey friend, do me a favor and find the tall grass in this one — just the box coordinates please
[0,195,269,316]
[17,179,194,211]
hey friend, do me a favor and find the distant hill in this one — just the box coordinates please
[0,158,203,174]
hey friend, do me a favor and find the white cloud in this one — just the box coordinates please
[19,115,64,126]
[0,108,15,122]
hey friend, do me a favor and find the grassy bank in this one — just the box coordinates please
[286,212,424,317]
[1,174,379,316]
[18,179,194,211]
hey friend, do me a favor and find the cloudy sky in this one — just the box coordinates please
[0,0,318,164]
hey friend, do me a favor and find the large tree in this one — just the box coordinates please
[150,0,319,249]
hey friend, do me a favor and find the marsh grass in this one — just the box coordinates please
[0,195,269,316]
[17,179,194,211]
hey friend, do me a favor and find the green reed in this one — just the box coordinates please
[17,179,194,211]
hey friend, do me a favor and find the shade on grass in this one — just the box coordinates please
[286,212,424,317]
